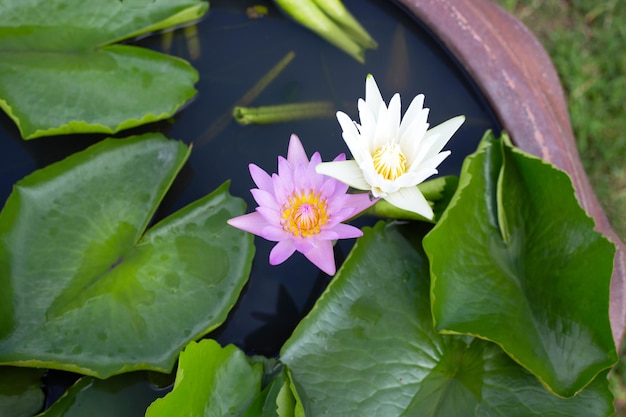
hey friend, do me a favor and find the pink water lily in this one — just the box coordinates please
[227,134,375,275]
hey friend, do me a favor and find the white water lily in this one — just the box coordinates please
[316,74,465,219]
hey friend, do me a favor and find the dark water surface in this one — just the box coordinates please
[0,0,500,399]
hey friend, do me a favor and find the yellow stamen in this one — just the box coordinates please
[281,190,329,238]
[372,143,407,180]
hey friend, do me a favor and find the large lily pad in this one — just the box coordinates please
[0,367,45,417]
[0,0,208,139]
[280,221,613,416]
[0,133,254,377]
[423,133,617,397]
[38,373,165,417]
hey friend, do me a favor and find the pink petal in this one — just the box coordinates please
[343,192,376,215]
[287,134,308,165]
[261,225,290,242]
[249,164,273,192]
[277,156,294,190]
[318,177,338,199]
[333,153,347,162]
[293,237,314,253]
[227,212,269,237]
[272,173,290,204]
[303,240,337,275]
[328,223,363,239]
[256,205,282,225]
[309,151,322,167]
[250,188,279,211]
[270,240,297,265]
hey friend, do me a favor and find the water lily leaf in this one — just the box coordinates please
[280,221,613,416]
[0,0,208,139]
[38,373,165,417]
[0,133,254,378]
[0,367,45,417]
[423,132,617,397]
[145,339,262,417]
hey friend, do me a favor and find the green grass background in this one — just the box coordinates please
[494,1,625,414]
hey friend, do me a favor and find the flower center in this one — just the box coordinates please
[281,190,329,238]
[372,143,407,181]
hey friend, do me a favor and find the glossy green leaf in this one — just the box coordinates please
[0,0,208,139]
[0,134,254,377]
[145,339,262,417]
[38,373,165,417]
[0,367,45,417]
[423,133,617,397]
[280,221,613,416]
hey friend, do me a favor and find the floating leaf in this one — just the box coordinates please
[423,133,617,397]
[38,373,165,417]
[280,221,613,416]
[0,0,208,139]
[0,134,254,377]
[145,340,262,417]
[0,367,45,417]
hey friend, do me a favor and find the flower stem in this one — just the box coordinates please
[274,0,366,63]
[233,102,335,125]
[312,0,377,49]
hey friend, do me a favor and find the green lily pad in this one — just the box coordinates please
[145,339,262,417]
[280,221,613,416]
[423,133,617,397]
[0,0,208,139]
[38,373,165,417]
[0,133,254,378]
[0,367,45,417]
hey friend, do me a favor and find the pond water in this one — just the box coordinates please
[0,0,500,406]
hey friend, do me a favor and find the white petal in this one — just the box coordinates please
[422,115,465,158]
[386,93,401,142]
[315,160,370,191]
[337,112,368,161]
[384,186,434,219]
[408,115,463,170]
[399,93,425,135]
[372,100,393,150]
[357,98,377,147]
[365,74,384,117]
[411,151,450,184]
[399,106,429,162]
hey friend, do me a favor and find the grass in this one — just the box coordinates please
[494,1,626,415]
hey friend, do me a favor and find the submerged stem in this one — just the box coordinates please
[233,102,335,125]
[197,51,296,145]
